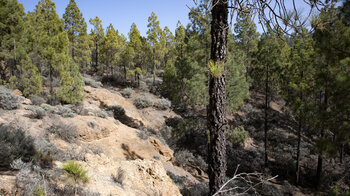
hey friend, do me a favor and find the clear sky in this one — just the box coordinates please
[17,0,195,37]
[17,0,338,37]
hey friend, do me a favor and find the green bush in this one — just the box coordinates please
[226,126,248,147]
[63,160,89,183]
[121,88,134,98]
[133,94,153,109]
[154,98,171,110]
[0,86,19,110]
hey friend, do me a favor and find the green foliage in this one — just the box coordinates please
[63,160,89,183]
[226,126,248,147]
[17,58,42,97]
[63,0,90,72]
[33,187,45,196]
[89,16,104,72]
[226,47,250,113]
[101,24,123,75]
[56,59,84,104]
[147,12,166,77]
[208,60,223,77]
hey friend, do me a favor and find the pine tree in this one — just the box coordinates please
[147,12,166,83]
[312,5,350,186]
[63,0,90,73]
[101,24,122,76]
[253,27,289,166]
[128,23,144,85]
[29,0,72,103]
[282,29,315,184]
[56,59,84,104]
[226,33,250,113]
[0,0,43,97]
[163,26,175,67]
[89,16,104,73]
[234,12,259,81]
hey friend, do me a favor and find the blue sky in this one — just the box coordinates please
[18,0,338,37]
[18,0,195,37]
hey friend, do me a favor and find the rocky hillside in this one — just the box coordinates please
[0,77,349,196]
[0,78,200,196]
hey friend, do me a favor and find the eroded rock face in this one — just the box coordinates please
[149,136,174,162]
[117,159,181,196]
[61,115,117,142]
[84,86,145,127]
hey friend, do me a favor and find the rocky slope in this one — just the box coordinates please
[0,81,198,196]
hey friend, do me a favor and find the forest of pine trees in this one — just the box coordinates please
[1,0,350,195]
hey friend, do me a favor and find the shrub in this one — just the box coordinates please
[226,126,248,147]
[112,168,125,187]
[139,81,148,92]
[0,86,19,110]
[155,98,171,110]
[48,121,78,143]
[121,88,134,98]
[83,77,102,88]
[0,125,36,169]
[36,151,54,169]
[63,160,89,183]
[30,95,46,106]
[55,105,76,118]
[25,105,46,119]
[40,103,55,113]
[133,94,153,109]
[174,150,208,171]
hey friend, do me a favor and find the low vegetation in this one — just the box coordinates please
[0,125,36,169]
[0,86,19,110]
[133,94,153,109]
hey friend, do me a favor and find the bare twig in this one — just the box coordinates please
[213,164,278,196]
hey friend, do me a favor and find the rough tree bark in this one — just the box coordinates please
[208,0,228,195]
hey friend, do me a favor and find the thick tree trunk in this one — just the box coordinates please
[208,1,228,195]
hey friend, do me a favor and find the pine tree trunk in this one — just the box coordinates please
[296,116,302,185]
[340,144,344,164]
[316,86,327,187]
[208,1,228,195]
[124,64,127,82]
[264,63,269,166]
[49,65,54,105]
[296,71,303,185]
[95,42,98,72]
